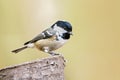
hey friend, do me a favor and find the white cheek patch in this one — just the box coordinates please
[53,24,67,33]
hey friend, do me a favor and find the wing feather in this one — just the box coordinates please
[24,28,56,45]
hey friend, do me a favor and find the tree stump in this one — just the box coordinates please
[0,55,65,80]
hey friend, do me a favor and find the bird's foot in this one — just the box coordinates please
[48,51,60,56]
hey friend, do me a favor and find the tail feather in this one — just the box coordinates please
[11,46,27,53]
[24,41,31,45]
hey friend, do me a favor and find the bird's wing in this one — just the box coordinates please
[24,28,56,45]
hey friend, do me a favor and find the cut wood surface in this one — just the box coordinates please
[0,55,65,80]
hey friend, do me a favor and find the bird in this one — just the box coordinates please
[11,20,73,55]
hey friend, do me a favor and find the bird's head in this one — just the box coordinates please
[51,20,73,35]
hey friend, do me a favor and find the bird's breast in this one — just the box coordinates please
[34,38,67,51]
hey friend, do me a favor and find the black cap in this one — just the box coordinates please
[52,20,72,32]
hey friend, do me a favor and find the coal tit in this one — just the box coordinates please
[12,20,73,55]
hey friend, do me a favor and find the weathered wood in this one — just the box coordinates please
[0,55,65,80]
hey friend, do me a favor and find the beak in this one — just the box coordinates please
[69,32,73,35]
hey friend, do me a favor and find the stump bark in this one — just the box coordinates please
[0,55,65,80]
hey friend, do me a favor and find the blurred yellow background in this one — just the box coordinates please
[0,0,120,80]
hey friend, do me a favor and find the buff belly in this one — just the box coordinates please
[34,39,67,52]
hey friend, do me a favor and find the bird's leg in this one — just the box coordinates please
[43,47,60,56]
